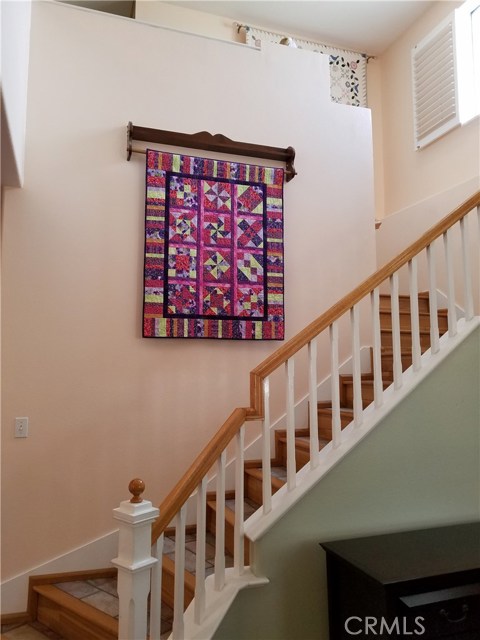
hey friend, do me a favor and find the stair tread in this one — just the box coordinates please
[317,407,353,415]
[380,308,448,316]
[381,327,439,335]
[206,497,260,521]
[206,498,260,535]
[277,435,330,452]
[33,584,118,634]
[340,374,393,384]
[244,466,286,487]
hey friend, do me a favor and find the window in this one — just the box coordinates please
[412,0,480,149]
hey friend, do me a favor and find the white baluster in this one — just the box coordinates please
[390,273,403,390]
[214,451,226,591]
[350,304,363,425]
[172,504,186,640]
[408,258,422,372]
[460,217,474,321]
[194,477,207,625]
[371,288,384,408]
[234,425,245,575]
[112,480,159,640]
[443,229,457,337]
[285,358,297,491]
[427,242,440,354]
[330,322,341,448]
[308,339,320,468]
[262,377,272,515]
[149,535,164,640]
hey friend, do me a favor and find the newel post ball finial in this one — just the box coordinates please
[128,478,145,503]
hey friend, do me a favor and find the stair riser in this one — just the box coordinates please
[381,330,432,350]
[276,439,309,471]
[379,295,430,313]
[161,562,195,610]
[380,353,413,374]
[318,411,352,441]
[244,471,280,506]
[380,312,448,333]
[341,384,375,409]
[36,594,116,640]
[206,504,250,564]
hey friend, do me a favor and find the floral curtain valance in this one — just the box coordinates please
[243,26,367,108]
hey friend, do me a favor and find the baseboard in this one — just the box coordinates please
[0,611,31,626]
[1,530,118,615]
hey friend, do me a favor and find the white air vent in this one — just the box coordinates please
[412,15,460,149]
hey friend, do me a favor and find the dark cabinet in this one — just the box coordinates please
[321,522,480,640]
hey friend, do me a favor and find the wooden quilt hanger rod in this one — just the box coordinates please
[126,121,297,182]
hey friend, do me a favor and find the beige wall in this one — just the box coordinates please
[215,326,480,639]
[379,0,480,217]
[1,1,375,586]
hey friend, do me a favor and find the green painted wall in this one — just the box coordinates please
[214,327,480,640]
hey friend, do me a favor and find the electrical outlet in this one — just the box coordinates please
[15,417,29,438]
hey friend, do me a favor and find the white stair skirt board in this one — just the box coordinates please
[244,316,480,542]
[179,568,269,640]
[0,529,119,613]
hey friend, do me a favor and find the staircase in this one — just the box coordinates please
[4,192,477,640]
[17,291,451,640]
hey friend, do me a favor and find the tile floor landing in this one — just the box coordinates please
[1,621,64,640]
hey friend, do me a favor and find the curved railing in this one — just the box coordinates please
[120,191,480,639]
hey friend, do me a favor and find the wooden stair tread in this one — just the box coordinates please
[317,407,353,417]
[244,466,286,488]
[381,327,439,335]
[380,308,448,317]
[277,435,330,452]
[206,498,260,522]
[32,584,118,635]
[380,347,421,355]
[340,373,393,384]
[207,500,236,526]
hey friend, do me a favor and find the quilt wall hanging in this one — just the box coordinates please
[242,26,368,108]
[143,150,285,340]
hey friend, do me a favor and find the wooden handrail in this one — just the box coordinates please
[151,190,480,540]
[152,407,247,542]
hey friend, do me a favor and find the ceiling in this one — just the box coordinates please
[59,0,438,56]
[166,1,437,55]
[58,1,135,18]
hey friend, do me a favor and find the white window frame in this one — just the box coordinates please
[455,0,480,124]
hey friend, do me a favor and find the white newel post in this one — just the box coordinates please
[112,479,159,640]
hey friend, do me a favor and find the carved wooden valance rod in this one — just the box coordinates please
[126,121,297,182]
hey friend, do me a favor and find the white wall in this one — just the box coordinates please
[215,327,480,639]
[1,0,32,187]
[1,0,375,595]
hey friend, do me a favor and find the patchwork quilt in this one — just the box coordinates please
[143,150,285,340]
